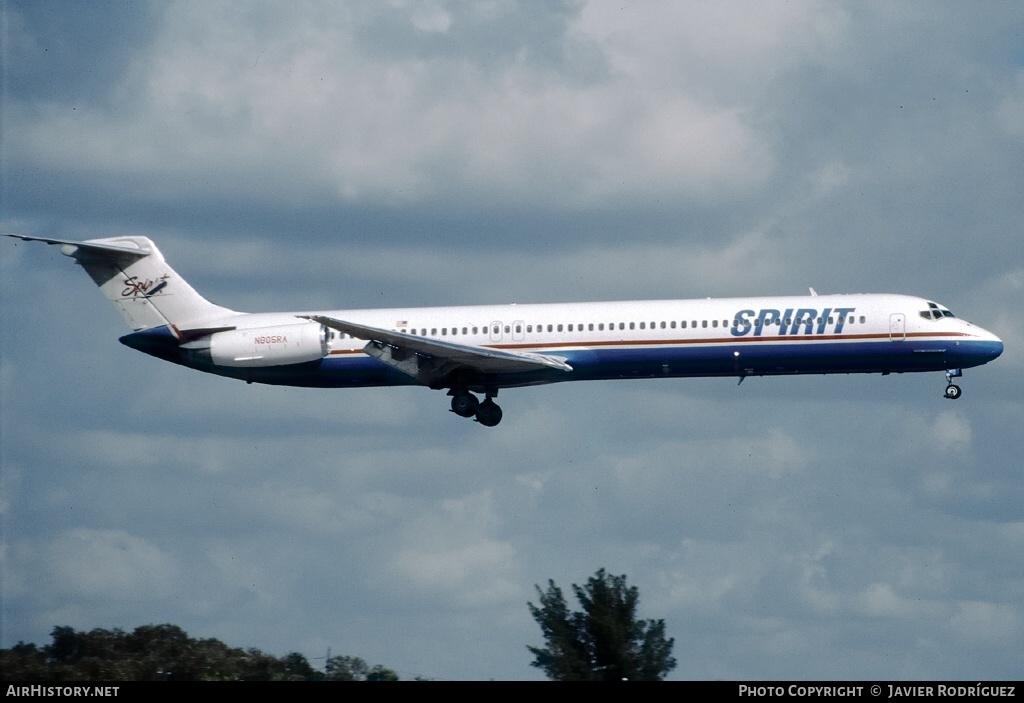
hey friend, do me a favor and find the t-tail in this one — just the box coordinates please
[7,234,236,331]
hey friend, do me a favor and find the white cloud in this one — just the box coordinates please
[42,528,178,600]
[947,601,1020,645]
[855,582,938,619]
[11,1,781,209]
[929,410,972,453]
[996,71,1024,140]
[578,1,850,98]
[386,491,521,606]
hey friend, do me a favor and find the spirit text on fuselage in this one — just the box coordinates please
[731,307,857,337]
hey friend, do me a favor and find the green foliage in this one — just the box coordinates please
[365,664,401,681]
[0,625,398,681]
[326,654,369,681]
[325,655,400,681]
[527,568,677,681]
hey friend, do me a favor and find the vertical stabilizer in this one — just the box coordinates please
[8,234,237,330]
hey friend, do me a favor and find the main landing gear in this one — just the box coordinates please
[944,368,962,400]
[449,389,503,427]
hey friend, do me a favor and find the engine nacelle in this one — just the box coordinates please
[182,322,328,367]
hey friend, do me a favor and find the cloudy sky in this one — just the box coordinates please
[2,1,1022,680]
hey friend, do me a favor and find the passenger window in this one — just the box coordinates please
[639,322,645,329]
[702,320,707,328]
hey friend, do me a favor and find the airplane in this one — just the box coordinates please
[7,234,1004,427]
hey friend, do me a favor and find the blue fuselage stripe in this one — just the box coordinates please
[156,336,1000,389]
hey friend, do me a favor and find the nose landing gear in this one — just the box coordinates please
[944,369,962,400]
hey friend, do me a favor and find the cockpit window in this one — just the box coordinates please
[920,302,956,320]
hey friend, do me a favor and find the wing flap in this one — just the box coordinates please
[302,314,572,380]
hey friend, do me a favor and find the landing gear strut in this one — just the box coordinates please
[944,369,962,400]
[448,389,502,426]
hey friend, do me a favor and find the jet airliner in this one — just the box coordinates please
[8,234,1003,426]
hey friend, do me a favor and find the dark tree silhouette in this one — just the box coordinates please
[0,625,399,681]
[527,568,676,681]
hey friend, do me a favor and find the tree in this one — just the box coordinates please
[0,625,400,681]
[527,568,676,681]
[325,655,400,681]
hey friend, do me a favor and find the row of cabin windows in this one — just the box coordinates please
[332,315,869,340]
[412,316,868,335]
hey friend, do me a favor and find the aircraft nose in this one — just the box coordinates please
[975,327,1003,362]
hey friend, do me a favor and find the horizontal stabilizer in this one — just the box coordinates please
[6,233,152,258]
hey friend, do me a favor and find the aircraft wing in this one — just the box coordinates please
[302,314,573,382]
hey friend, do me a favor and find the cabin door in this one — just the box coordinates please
[889,313,906,340]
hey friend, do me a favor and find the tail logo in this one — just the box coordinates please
[121,274,170,299]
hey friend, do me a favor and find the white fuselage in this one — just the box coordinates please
[150,293,1000,391]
